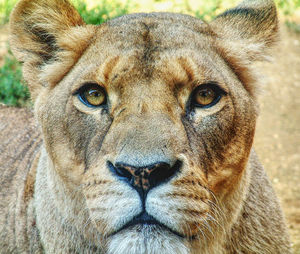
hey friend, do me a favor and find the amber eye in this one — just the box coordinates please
[77,83,107,107]
[191,83,226,109]
[195,88,216,106]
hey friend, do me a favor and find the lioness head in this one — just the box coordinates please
[10,0,279,253]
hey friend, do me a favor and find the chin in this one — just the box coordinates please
[106,225,190,254]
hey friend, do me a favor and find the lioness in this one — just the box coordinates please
[0,0,292,253]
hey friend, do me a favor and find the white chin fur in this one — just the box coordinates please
[106,225,190,254]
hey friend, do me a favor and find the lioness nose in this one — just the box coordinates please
[108,160,181,196]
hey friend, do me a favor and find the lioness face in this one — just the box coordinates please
[10,0,278,253]
[36,15,256,251]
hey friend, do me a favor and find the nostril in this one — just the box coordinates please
[108,162,132,182]
[108,160,182,191]
[116,166,132,179]
[148,160,182,188]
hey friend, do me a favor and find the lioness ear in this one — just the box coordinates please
[212,0,279,61]
[9,0,96,100]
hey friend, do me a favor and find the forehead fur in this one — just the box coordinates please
[103,13,216,53]
[10,0,278,101]
[47,13,261,99]
[86,13,215,83]
[67,13,258,99]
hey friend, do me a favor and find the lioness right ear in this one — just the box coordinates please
[212,0,279,61]
[9,0,96,100]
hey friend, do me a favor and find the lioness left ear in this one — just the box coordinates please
[9,0,96,100]
[212,0,279,61]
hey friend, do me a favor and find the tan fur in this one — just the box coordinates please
[0,0,291,253]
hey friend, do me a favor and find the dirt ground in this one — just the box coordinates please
[254,26,300,253]
[1,22,300,252]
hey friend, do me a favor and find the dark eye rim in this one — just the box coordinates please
[189,82,227,110]
[74,82,107,108]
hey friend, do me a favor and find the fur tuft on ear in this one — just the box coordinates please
[9,0,96,99]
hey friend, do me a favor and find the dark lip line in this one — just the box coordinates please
[109,212,185,239]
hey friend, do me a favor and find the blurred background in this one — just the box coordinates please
[0,0,299,253]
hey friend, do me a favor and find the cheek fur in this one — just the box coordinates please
[183,97,256,195]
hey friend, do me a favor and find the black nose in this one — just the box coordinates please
[108,160,181,198]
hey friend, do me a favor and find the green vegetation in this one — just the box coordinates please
[277,0,300,16]
[0,49,29,106]
[72,0,131,25]
[190,0,223,21]
[0,0,16,25]
[276,0,300,33]
[0,0,299,106]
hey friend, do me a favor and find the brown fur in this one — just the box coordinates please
[0,0,291,253]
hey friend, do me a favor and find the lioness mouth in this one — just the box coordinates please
[111,212,184,238]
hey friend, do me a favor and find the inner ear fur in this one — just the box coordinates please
[9,0,96,99]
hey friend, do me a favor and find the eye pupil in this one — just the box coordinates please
[199,89,211,97]
[88,90,100,97]
[195,88,215,106]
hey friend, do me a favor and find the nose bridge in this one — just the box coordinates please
[125,81,176,116]
[114,113,178,168]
